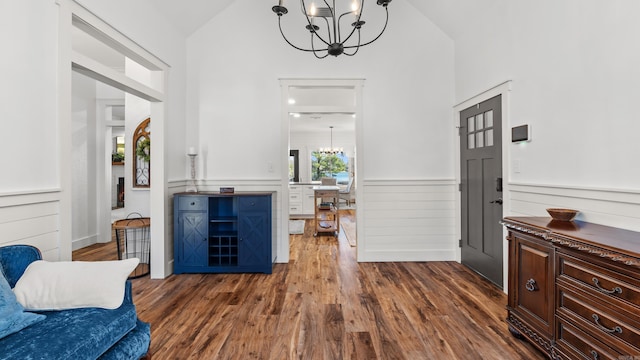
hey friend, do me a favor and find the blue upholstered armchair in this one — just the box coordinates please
[0,245,151,360]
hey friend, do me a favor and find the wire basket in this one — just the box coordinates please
[113,213,150,279]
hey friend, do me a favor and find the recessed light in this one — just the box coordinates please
[288,98,296,105]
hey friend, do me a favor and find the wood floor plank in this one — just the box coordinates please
[73,211,545,359]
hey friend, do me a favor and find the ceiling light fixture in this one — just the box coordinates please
[319,126,344,155]
[272,0,392,58]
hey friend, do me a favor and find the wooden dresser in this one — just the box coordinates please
[502,217,640,359]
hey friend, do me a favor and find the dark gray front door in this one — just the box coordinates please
[460,95,503,287]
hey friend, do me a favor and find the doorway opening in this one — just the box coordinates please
[64,0,169,278]
[280,79,364,261]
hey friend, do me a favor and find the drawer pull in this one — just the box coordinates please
[592,277,622,295]
[525,278,537,292]
[591,314,622,334]
[191,202,196,206]
[590,350,599,360]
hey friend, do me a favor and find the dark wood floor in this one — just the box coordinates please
[74,211,544,359]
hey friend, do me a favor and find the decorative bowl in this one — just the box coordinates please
[546,208,578,222]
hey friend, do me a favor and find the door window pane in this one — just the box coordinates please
[485,110,493,128]
[468,117,475,132]
[468,134,475,149]
[476,132,484,148]
[476,114,484,130]
[486,129,494,147]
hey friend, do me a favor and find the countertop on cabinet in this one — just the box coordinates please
[173,191,275,196]
[503,216,640,266]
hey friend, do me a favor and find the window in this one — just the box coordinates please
[311,151,348,182]
[133,118,150,188]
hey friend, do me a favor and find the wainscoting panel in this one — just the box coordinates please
[360,180,458,262]
[509,183,640,232]
[0,192,61,261]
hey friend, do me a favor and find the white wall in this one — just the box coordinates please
[456,1,640,189]
[187,0,456,262]
[1,0,187,267]
[0,1,59,193]
[454,0,640,232]
[0,1,64,258]
[71,72,99,250]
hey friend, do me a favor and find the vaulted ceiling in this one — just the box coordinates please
[149,0,501,40]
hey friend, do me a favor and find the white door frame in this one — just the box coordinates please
[97,99,125,245]
[58,0,170,278]
[453,81,512,291]
[279,78,365,263]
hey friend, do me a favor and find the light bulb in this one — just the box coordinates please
[351,1,359,13]
[310,3,317,16]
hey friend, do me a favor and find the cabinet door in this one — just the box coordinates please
[510,232,555,337]
[238,196,271,271]
[302,186,316,215]
[176,211,209,268]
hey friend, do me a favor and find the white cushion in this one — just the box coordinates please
[13,258,139,310]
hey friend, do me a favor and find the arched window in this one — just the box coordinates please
[133,118,150,188]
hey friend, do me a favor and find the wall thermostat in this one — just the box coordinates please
[511,124,531,143]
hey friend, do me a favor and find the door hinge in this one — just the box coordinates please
[458,183,463,192]
[459,239,462,248]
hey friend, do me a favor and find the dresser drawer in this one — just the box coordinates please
[557,251,640,309]
[555,317,622,360]
[314,190,337,198]
[557,284,640,353]
[177,196,207,211]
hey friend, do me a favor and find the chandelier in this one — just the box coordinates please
[272,0,392,58]
[318,126,344,155]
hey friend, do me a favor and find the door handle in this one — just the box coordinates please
[490,198,503,205]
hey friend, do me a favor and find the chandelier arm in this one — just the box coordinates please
[337,11,353,43]
[311,33,330,59]
[300,0,331,46]
[343,7,389,49]
[343,30,362,56]
[278,16,324,53]
[338,0,365,45]
[316,0,337,44]
[321,17,332,44]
